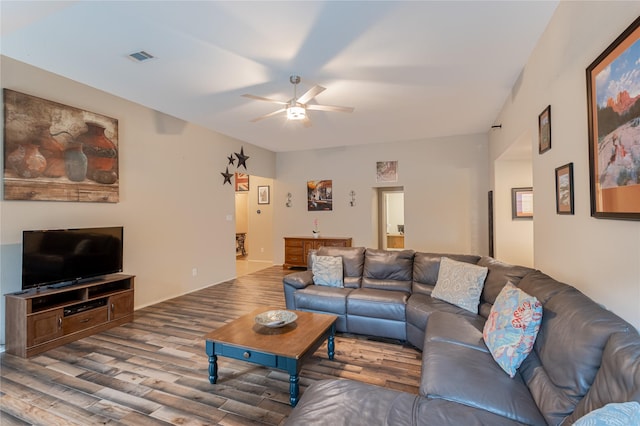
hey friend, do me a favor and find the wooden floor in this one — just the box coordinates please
[0,266,422,426]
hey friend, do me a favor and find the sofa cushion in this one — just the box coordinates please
[311,254,343,287]
[316,246,365,288]
[294,285,352,315]
[284,379,420,426]
[431,257,488,314]
[572,402,640,426]
[406,294,481,334]
[562,330,640,424]
[412,252,481,296]
[516,275,632,425]
[413,398,530,426]
[286,378,529,426]
[347,288,408,321]
[362,249,414,292]
[483,282,543,378]
[476,257,534,306]
[424,311,487,352]
[420,339,546,425]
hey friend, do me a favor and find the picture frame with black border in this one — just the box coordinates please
[538,105,551,154]
[257,185,270,205]
[586,16,640,220]
[555,163,574,215]
[512,187,533,220]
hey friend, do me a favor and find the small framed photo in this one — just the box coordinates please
[257,185,270,205]
[512,187,533,220]
[555,163,575,215]
[376,161,398,183]
[538,105,551,154]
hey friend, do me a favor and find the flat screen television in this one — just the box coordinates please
[22,226,123,291]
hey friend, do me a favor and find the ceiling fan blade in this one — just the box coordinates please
[307,104,354,113]
[242,94,288,105]
[297,85,326,104]
[250,108,286,122]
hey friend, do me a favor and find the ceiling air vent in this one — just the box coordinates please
[128,51,155,62]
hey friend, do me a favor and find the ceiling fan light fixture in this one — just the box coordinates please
[287,105,306,120]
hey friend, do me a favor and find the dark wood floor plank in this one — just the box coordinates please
[1,266,422,425]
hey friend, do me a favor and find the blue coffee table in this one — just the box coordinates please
[204,307,337,406]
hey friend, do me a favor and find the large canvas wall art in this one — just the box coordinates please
[307,180,332,211]
[586,17,640,220]
[3,89,119,202]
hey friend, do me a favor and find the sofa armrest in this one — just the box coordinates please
[284,270,314,289]
[283,270,314,309]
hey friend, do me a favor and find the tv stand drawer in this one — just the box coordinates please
[63,306,109,334]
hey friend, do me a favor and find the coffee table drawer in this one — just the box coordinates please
[221,344,277,367]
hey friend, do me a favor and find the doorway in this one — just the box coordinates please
[377,187,405,250]
[235,174,274,276]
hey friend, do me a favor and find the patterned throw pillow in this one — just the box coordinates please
[483,282,543,378]
[311,254,344,287]
[431,257,488,313]
[573,402,640,426]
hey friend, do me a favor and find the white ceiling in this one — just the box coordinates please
[0,1,558,153]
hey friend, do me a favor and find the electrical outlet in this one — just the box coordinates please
[192,268,198,277]
[261,248,264,253]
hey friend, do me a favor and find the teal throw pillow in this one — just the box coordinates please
[573,401,640,426]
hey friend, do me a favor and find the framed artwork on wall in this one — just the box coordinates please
[488,190,494,257]
[307,180,332,211]
[512,187,533,220]
[3,89,119,202]
[555,163,575,215]
[235,173,249,191]
[586,16,640,220]
[538,105,551,154]
[376,161,398,183]
[258,185,270,204]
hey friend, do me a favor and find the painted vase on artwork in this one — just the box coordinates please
[64,143,88,182]
[7,143,47,178]
[79,122,118,184]
[39,128,67,178]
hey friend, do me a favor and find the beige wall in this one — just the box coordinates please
[235,192,248,234]
[490,2,640,329]
[0,56,276,344]
[494,158,534,267]
[273,133,490,259]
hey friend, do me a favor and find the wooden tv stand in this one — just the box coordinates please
[4,274,134,358]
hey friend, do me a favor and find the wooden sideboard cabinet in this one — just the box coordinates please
[5,274,135,358]
[284,237,352,269]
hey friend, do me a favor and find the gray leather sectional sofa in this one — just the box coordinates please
[282,246,640,425]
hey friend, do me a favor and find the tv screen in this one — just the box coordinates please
[22,226,123,290]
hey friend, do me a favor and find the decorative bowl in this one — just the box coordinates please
[255,310,298,328]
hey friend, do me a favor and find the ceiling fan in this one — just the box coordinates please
[242,75,354,127]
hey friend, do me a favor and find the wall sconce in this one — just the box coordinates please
[349,190,356,207]
[286,192,292,207]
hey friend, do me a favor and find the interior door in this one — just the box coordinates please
[377,187,404,250]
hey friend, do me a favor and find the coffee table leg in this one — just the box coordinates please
[289,373,299,406]
[328,323,336,360]
[209,354,218,384]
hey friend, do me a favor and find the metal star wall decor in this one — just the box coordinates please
[227,154,236,166]
[235,146,249,170]
[221,167,233,185]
